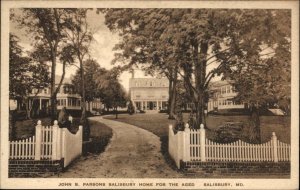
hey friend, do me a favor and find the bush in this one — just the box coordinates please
[127,101,135,115]
[212,122,243,143]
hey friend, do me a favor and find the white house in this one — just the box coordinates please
[129,77,169,111]
[207,80,246,112]
[10,76,102,116]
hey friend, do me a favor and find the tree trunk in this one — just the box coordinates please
[9,110,16,141]
[169,73,177,119]
[193,41,208,128]
[79,57,89,141]
[168,67,178,119]
[50,50,58,121]
[168,77,173,114]
[115,106,118,119]
[25,98,31,120]
[250,104,261,143]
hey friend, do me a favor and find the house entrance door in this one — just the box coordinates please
[149,102,154,110]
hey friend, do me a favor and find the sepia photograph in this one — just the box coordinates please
[1,0,299,189]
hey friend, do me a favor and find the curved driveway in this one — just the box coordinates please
[57,116,183,178]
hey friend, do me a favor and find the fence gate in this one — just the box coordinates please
[9,120,83,168]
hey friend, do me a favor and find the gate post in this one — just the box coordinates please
[52,120,59,160]
[35,120,42,160]
[182,123,190,162]
[200,124,206,162]
[272,132,278,163]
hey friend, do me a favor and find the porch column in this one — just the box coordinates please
[145,101,148,110]
[160,101,163,109]
[141,101,144,110]
[132,101,135,109]
[156,100,159,110]
[39,99,42,110]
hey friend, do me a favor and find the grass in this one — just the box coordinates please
[12,117,81,140]
[86,118,113,154]
[105,113,291,172]
[105,113,291,143]
[12,115,113,155]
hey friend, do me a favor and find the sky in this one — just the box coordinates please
[10,9,222,92]
[10,9,151,92]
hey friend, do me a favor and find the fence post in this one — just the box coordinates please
[200,124,206,162]
[52,120,59,160]
[272,132,278,163]
[62,129,66,167]
[182,123,190,162]
[56,124,62,160]
[35,120,42,160]
[79,125,83,153]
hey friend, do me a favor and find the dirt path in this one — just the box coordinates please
[57,116,183,178]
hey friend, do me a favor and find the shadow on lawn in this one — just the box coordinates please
[160,135,182,171]
[83,119,113,156]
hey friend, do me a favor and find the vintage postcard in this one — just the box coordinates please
[1,0,299,189]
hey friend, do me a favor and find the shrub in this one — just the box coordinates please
[213,122,243,143]
[127,101,135,115]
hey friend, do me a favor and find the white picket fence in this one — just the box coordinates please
[9,120,83,167]
[169,124,291,169]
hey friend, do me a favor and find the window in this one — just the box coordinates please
[150,82,153,86]
[232,86,236,92]
[135,82,138,87]
[221,87,226,94]
[44,89,47,94]
[226,86,231,93]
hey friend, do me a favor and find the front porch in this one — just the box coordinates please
[132,100,168,111]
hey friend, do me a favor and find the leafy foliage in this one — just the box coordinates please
[9,34,50,100]
[102,9,291,129]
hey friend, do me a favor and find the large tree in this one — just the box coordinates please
[63,9,93,140]
[72,59,106,108]
[9,34,50,118]
[14,8,77,120]
[101,9,180,119]
[94,67,127,114]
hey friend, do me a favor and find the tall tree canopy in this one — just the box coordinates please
[102,9,291,129]
[9,33,50,118]
[13,8,78,120]
[72,59,107,103]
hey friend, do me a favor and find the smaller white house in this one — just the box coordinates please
[207,80,246,112]
[9,76,103,116]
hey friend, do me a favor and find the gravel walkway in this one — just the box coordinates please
[57,116,183,178]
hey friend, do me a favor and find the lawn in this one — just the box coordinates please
[86,118,113,154]
[12,117,81,140]
[105,113,291,144]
